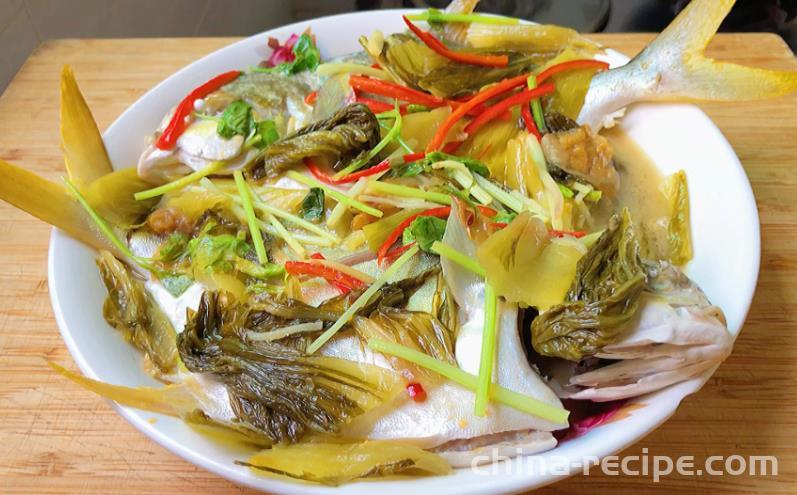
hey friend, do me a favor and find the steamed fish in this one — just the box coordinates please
[1,0,795,486]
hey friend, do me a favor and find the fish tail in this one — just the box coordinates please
[579,0,797,128]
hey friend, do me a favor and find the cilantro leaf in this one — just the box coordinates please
[300,187,325,222]
[217,100,254,139]
[249,120,279,149]
[405,216,447,252]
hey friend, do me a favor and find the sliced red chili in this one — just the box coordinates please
[402,152,426,163]
[463,84,555,136]
[285,261,367,291]
[382,241,417,266]
[350,76,446,108]
[155,70,242,150]
[304,90,318,105]
[406,382,427,403]
[425,73,532,152]
[477,205,498,217]
[521,103,542,141]
[377,206,452,264]
[305,157,391,185]
[403,17,509,68]
[536,59,610,84]
[549,229,587,238]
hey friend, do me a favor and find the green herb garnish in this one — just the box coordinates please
[300,187,325,222]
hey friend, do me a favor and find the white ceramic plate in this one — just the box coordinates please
[47,9,760,495]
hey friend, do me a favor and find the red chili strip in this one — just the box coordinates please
[463,84,555,136]
[477,205,498,217]
[403,16,509,68]
[382,241,417,266]
[442,140,465,154]
[549,229,587,238]
[305,157,391,185]
[377,207,452,264]
[355,95,395,113]
[402,152,426,163]
[350,75,446,108]
[285,261,367,291]
[425,73,532,152]
[536,59,610,84]
[520,103,542,141]
[155,70,242,150]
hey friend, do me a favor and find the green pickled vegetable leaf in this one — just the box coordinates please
[405,216,447,252]
[217,100,254,139]
[664,170,692,266]
[187,231,252,273]
[242,441,450,485]
[96,251,179,372]
[363,32,540,98]
[351,308,455,379]
[161,273,194,297]
[177,291,403,443]
[249,103,380,180]
[300,187,325,222]
[531,209,647,361]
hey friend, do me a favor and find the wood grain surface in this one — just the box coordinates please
[0,33,795,494]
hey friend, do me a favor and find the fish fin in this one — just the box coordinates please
[60,65,113,188]
[0,158,121,256]
[578,0,797,128]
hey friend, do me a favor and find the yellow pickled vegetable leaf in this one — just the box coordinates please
[243,441,451,485]
[663,170,693,265]
[60,65,113,187]
[466,23,598,53]
[536,49,603,121]
[0,158,123,258]
[50,362,198,416]
[476,212,584,310]
[86,167,158,228]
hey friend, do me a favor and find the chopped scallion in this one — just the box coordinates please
[367,181,452,205]
[406,9,520,25]
[134,161,224,200]
[526,76,547,134]
[307,244,419,354]
[475,284,498,417]
[430,241,486,277]
[233,171,268,264]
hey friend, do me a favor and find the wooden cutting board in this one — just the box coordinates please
[0,33,795,494]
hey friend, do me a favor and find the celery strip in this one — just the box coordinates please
[367,338,569,424]
[558,183,575,199]
[250,194,339,242]
[380,121,414,153]
[307,245,419,354]
[334,103,402,179]
[406,9,520,25]
[430,241,485,278]
[233,171,268,264]
[134,161,224,200]
[286,171,383,218]
[264,208,306,259]
[526,76,547,134]
[367,181,452,205]
[327,178,370,228]
[472,174,524,213]
[475,284,498,417]
[63,178,148,266]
